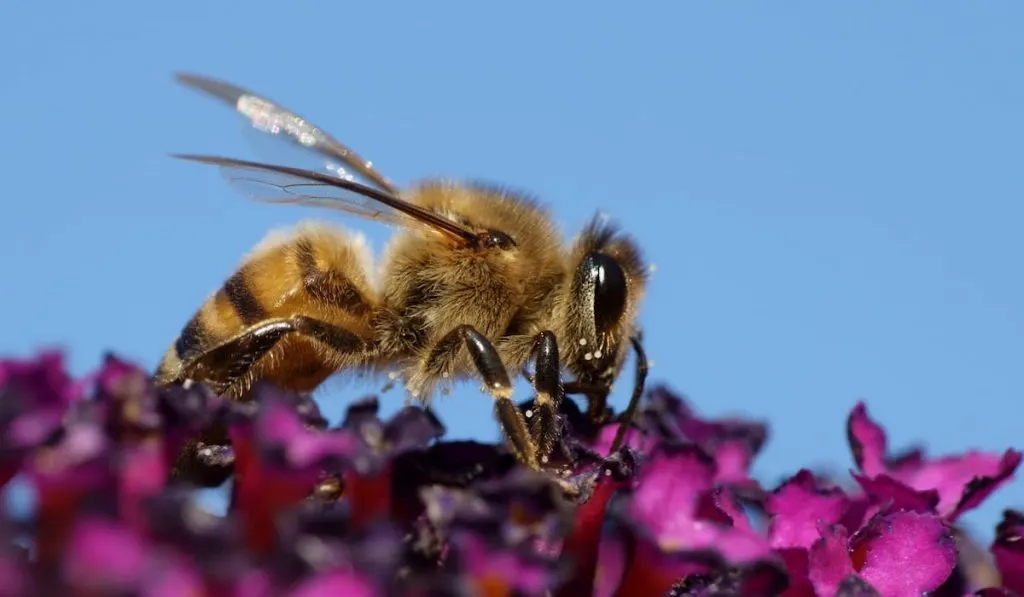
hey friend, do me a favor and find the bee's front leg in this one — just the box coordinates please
[520,334,648,457]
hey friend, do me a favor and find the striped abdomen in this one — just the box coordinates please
[154,221,379,397]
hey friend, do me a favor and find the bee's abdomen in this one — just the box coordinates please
[155,221,380,388]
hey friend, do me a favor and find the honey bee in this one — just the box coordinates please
[157,73,650,487]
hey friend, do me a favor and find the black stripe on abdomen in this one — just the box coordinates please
[222,268,267,324]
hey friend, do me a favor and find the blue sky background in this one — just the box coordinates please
[1,2,1021,542]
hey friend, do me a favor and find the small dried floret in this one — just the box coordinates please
[340,396,445,459]
[92,353,164,438]
[663,562,789,596]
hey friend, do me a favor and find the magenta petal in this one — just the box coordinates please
[119,441,168,531]
[767,470,850,550]
[712,439,756,486]
[622,503,776,570]
[257,395,317,444]
[287,571,379,597]
[623,447,776,566]
[231,571,276,597]
[0,544,30,597]
[629,444,716,532]
[95,352,145,386]
[139,556,207,597]
[646,386,767,486]
[248,388,361,472]
[898,449,1021,518]
[666,523,775,564]
[807,523,854,596]
[27,420,111,496]
[63,518,148,591]
[851,472,939,514]
[454,531,558,594]
[4,410,65,450]
[946,449,1022,521]
[846,403,887,477]
[0,352,77,459]
[852,510,956,595]
[589,421,656,457]
[991,509,1024,594]
[0,351,76,407]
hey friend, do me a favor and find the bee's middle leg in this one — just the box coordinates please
[421,325,542,470]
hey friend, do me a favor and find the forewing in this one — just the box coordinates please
[175,155,478,244]
[175,72,399,195]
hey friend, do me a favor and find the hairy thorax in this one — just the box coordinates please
[378,232,529,354]
[361,181,572,398]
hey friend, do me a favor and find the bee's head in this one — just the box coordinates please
[568,216,648,382]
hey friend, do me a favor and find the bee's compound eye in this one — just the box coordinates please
[583,252,627,335]
[482,230,517,251]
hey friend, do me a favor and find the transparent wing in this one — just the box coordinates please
[175,72,399,195]
[175,154,478,245]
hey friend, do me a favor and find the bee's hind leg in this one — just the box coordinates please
[180,316,366,390]
[168,316,367,487]
[421,325,542,470]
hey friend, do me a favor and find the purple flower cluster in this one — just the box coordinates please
[1,350,1022,596]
